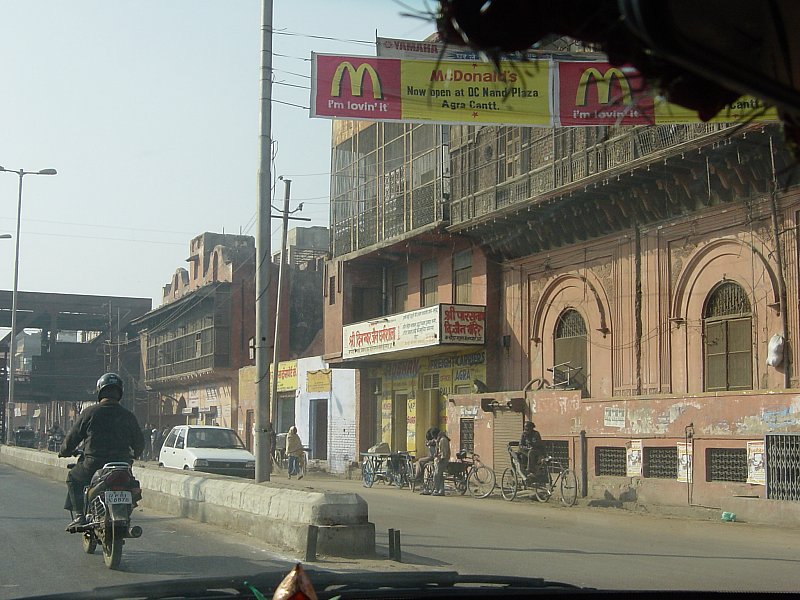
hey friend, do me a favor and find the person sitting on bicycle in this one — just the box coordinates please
[519,421,545,481]
[415,426,439,483]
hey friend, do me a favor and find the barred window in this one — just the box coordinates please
[704,282,752,392]
[554,309,588,396]
[644,446,678,479]
[596,446,626,476]
[459,418,475,453]
[545,440,570,468]
[707,448,747,482]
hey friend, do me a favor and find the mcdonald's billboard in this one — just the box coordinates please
[558,61,654,126]
[311,53,553,126]
[311,53,777,127]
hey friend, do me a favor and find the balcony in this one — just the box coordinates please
[342,303,486,362]
[450,123,733,226]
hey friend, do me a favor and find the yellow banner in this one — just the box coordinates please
[654,96,778,123]
[400,60,552,125]
[269,360,297,392]
[306,369,332,393]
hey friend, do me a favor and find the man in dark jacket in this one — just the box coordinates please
[59,373,144,528]
[519,421,545,480]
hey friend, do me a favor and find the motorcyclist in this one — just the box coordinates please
[59,373,145,529]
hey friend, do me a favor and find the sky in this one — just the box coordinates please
[0,0,431,306]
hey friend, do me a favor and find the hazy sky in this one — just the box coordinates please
[0,0,431,305]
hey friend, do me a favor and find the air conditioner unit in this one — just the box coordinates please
[422,372,440,391]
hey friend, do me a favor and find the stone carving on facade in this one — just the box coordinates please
[669,239,698,289]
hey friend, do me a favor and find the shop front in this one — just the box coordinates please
[342,303,487,457]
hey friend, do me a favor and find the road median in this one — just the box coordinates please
[0,445,375,558]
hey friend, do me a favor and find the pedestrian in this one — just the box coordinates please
[285,425,304,479]
[415,426,439,483]
[431,429,451,497]
[141,423,153,461]
[150,426,159,458]
[152,426,165,459]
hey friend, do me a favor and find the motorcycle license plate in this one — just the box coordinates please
[105,491,132,504]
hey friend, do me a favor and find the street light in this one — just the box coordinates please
[0,165,57,444]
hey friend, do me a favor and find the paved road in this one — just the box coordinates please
[291,472,800,592]
[4,463,800,597]
[0,464,294,599]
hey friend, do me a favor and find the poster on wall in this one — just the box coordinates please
[307,369,332,393]
[677,442,693,483]
[626,440,643,477]
[604,406,625,428]
[747,441,766,485]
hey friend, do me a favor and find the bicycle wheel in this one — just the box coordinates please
[500,468,518,501]
[467,464,496,498]
[533,469,553,503]
[453,470,468,495]
[560,468,579,507]
[361,459,375,488]
[422,462,435,493]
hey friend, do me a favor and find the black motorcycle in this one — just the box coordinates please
[66,455,143,569]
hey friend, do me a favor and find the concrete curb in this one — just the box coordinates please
[0,445,375,558]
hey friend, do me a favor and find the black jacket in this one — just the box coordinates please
[60,400,145,460]
[520,429,544,452]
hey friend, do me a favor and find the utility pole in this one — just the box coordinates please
[270,179,309,431]
[270,178,291,428]
[254,0,274,483]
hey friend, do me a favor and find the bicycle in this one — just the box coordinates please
[361,451,415,489]
[500,442,578,506]
[420,450,496,498]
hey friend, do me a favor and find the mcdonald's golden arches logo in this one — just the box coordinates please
[575,67,631,106]
[330,62,383,99]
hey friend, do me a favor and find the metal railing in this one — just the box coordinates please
[450,123,731,225]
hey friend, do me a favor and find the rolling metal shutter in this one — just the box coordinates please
[492,410,523,474]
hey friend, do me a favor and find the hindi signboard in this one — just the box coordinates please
[342,304,486,360]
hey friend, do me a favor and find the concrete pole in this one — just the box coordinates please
[6,172,23,443]
[254,0,274,482]
[270,179,291,433]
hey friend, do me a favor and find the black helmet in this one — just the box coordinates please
[524,421,535,431]
[97,372,124,400]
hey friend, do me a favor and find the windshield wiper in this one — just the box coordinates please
[16,569,589,600]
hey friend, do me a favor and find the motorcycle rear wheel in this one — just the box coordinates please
[82,532,97,554]
[103,527,124,569]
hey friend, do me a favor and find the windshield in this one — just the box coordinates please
[186,428,246,450]
[2,1,800,598]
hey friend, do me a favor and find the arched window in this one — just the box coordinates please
[704,282,752,391]
[554,309,589,396]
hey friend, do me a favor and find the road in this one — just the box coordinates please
[294,472,800,592]
[3,463,800,597]
[0,464,294,599]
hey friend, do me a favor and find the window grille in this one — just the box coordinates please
[596,447,626,476]
[706,448,747,482]
[545,440,570,468]
[459,418,474,453]
[555,309,587,338]
[644,446,678,479]
[766,433,800,501]
[705,282,751,317]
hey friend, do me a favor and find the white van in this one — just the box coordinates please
[158,425,255,479]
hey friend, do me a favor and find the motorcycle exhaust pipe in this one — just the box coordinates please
[127,525,143,538]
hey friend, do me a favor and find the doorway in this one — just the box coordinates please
[309,399,328,460]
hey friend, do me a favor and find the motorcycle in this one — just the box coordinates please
[66,454,143,569]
